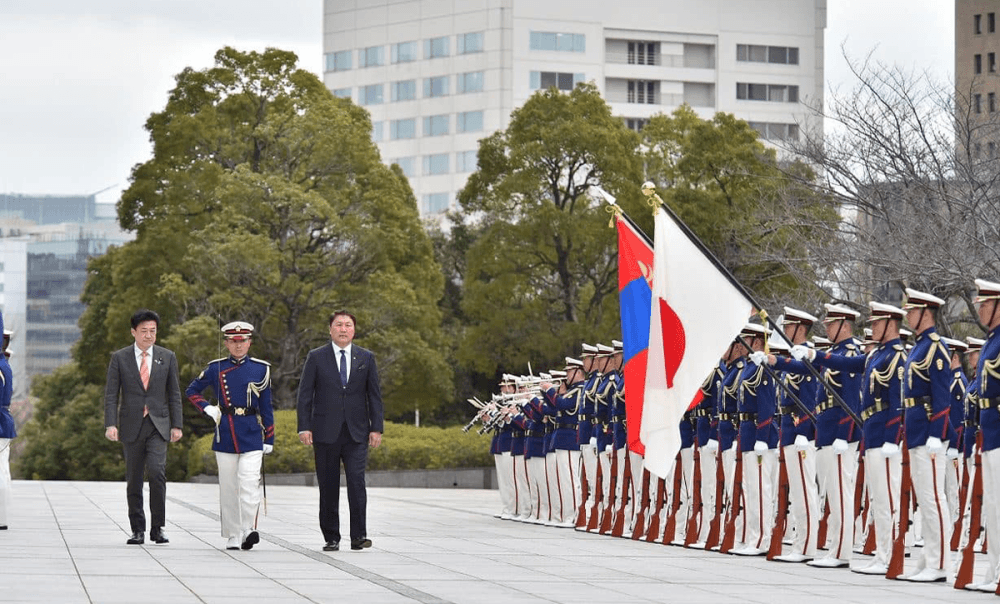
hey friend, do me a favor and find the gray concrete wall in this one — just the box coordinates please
[190,467,498,489]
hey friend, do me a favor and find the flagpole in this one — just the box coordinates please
[640,182,863,428]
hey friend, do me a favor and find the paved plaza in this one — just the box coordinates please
[0,480,992,603]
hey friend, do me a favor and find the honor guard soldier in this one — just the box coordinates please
[897,288,953,582]
[521,380,549,524]
[493,376,517,520]
[731,323,779,556]
[692,355,724,547]
[768,307,821,562]
[942,337,969,530]
[593,344,621,529]
[542,360,585,527]
[577,344,601,525]
[506,379,532,522]
[969,279,1000,591]
[0,317,13,530]
[718,340,745,548]
[186,321,275,551]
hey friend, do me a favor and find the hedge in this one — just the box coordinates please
[188,409,493,476]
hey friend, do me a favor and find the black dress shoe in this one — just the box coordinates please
[323,541,339,551]
[126,532,144,545]
[150,529,169,544]
[350,538,372,550]
[241,530,259,550]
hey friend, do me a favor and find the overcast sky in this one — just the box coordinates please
[0,0,953,204]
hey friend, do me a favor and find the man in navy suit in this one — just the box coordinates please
[297,311,384,552]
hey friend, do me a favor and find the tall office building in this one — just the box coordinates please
[956,0,1000,158]
[323,0,826,216]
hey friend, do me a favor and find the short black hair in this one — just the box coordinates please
[329,310,357,327]
[131,309,160,329]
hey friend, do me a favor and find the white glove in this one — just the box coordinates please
[794,434,811,450]
[589,437,598,450]
[832,438,848,454]
[926,436,944,454]
[605,444,613,454]
[704,438,719,452]
[790,345,815,362]
[946,447,960,460]
[753,440,768,454]
[263,444,273,455]
[204,405,221,424]
[880,442,900,457]
[749,351,767,366]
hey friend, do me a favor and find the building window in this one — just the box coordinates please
[737,82,798,103]
[392,157,416,178]
[627,80,657,104]
[529,31,585,52]
[325,50,352,72]
[991,53,997,72]
[627,42,659,65]
[423,115,450,137]
[424,36,450,59]
[457,71,484,93]
[991,13,996,33]
[332,87,351,99]
[390,118,416,140]
[371,121,383,142]
[391,80,417,102]
[456,150,477,173]
[358,84,383,106]
[530,71,584,91]
[422,193,450,214]
[976,54,983,74]
[737,44,799,65]
[456,110,484,133]
[392,41,418,64]
[424,76,450,97]
[457,32,484,54]
[990,92,997,112]
[976,14,983,34]
[624,118,649,132]
[975,93,983,114]
[358,45,384,68]
[748,121,800,141]
[423,153,450,175]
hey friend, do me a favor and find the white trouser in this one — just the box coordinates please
[552,449,581,524]
[864,447,901,566]
[215,450,263,539]
[722,445,741,542]
[674,447,695,542]
[526,456,548,522]
[598,448,613,519]
[957,453,978,551]
[496,452,515,516]
[545,451,560,523]
[741,448,778,550]
[785,442,819,556]
[627,450,644,525]
[697,446,718,543]
[909,445,951,572]
[512,455,531,518]
[581,445,598,516]
[946,453,962,527]
[815,443,858,560]
[0,438,11,526]
[978,448,1000,585]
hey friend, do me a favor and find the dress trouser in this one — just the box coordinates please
[552,449,581,524]
[626,449,644,527]
[673,447,695,542]
[544,451,560,523]
[815,442,858,560]
[512,454,531,518]
[741,448,778,550]
[122,416,167,533]
[864,447,901,567]
[697,446,718,543]
[526,456,549,522]
[785,442,819,557]
[977,448,1000,586]
[216,450,264,538]
[314,424,368,543]
[909,444,952,573]
[0,438,11,526]
[946,453,962,526]
[495,452,515,516]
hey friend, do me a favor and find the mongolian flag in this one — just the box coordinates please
[615,214,654,455]
[640,207,752,479]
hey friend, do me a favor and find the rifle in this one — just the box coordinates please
[886,428,912,579]
[599,448,620,534]
[661,456,684,543]
[575,450,591,528]
[611,457,635,537]
[721,438,744,554]
[586,452,604,531]
[630,468,650,539]
[704,442,725,550]
[817,497,830,550]
[956,431,983,589]
[952,452,970,551]
[684,447,704,546]
[766,444,790,560]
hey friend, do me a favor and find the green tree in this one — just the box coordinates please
[454,83,645,376]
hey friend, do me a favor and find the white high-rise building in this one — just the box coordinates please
[323,0,826,216]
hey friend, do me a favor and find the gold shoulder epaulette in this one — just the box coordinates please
[249,357,271,366]
[929,332,941,342]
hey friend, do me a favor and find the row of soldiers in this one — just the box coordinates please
[470,277,1000,592]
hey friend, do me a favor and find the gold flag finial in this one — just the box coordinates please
[641,181,663,209]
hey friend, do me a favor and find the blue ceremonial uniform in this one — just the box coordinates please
[523,397,546,459]
[774,364,817,447]
[579,371,601,447]
[606,371,626,450]
[186,356,275,454]
[736,358,778,452]
[949,368,968,451]
[902,328,952,448]
[978,325,1000,453]
[543,384,582,451]
[696,363,723,447]
[963,380,980,458]
[718,359,743,450]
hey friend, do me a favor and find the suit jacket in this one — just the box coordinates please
[104,344,183,443]
[297,343,384,444]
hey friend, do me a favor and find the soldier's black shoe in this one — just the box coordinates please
[150,528,169,544]
[126,532,144,545]
[323,541,339,551]
[351,538,372,550]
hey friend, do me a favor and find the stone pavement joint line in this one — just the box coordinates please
[169,495,453,604]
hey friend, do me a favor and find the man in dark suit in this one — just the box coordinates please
[297,310,384,552]
[104,309,183,545]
